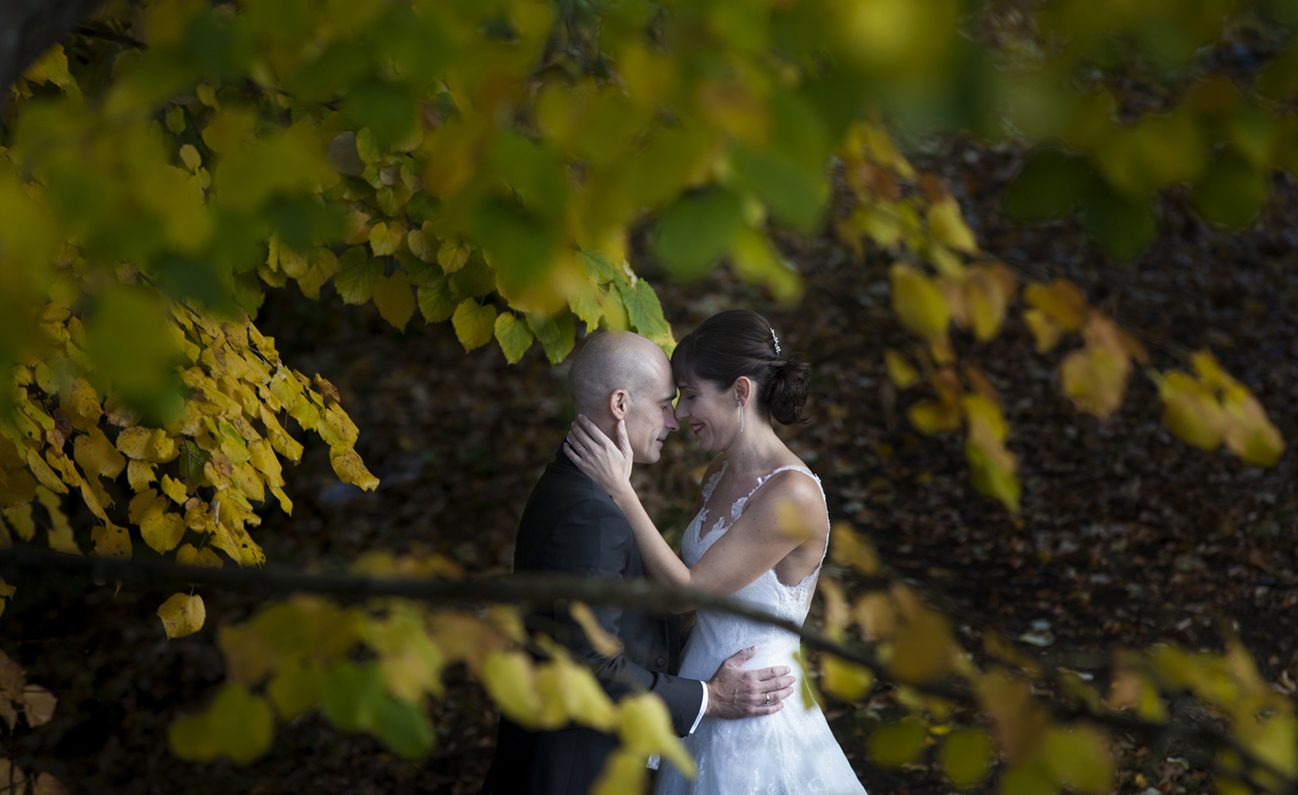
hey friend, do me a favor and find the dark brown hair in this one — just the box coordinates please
[671,310,810,425]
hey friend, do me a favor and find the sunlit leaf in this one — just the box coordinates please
[869,716,928,766]
[158,593,206,639]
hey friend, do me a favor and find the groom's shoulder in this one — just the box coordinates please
[525,459,624,521]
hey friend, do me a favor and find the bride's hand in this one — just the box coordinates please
[564,415,633,497]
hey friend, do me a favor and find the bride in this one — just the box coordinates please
[564,310,866,795]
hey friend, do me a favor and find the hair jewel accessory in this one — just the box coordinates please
[770,328,781,356]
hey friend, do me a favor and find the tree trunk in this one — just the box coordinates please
[0,0,106,107]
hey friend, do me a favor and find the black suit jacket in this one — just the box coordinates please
[481,448,704,795]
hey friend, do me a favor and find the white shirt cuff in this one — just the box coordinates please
[649,683,708,770]
[689,680,708,734]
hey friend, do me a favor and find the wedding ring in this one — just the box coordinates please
[764,692,770,705]
[576,444,586,452]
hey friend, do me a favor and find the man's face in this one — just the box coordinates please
[623,355,679,464]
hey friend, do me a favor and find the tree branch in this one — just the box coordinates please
[0,545,1291,792]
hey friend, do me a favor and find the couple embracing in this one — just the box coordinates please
[482,310,866,795]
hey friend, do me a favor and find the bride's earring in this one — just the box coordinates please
[738,399,744,433]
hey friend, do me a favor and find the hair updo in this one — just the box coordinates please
[670,309,811,425]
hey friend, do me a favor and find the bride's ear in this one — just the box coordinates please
[733,377,754,406]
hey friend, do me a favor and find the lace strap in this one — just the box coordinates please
[700,460,728,506]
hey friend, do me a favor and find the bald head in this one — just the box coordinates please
[569,332,668,417]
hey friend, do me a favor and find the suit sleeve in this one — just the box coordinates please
[528,497,705,737]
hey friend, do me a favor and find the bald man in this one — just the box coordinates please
[482,332,793,795]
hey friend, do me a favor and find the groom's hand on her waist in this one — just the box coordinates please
[704,646,796,719]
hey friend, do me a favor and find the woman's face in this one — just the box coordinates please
[674,376,738,453]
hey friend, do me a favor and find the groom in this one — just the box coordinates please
[482,331,795,795]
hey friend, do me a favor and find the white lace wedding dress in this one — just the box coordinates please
[656,462,867,795]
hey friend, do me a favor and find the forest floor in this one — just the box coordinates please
[4,138,1297,794]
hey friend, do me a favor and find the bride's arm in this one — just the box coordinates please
[565,417,823,597]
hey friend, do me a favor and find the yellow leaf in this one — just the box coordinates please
[35,486,79,555]
[63,377,102,425]
[1220,388,1285,466]
[590,750,649,795]
[570,602,624,657]
[169,683,273,764]
[869,716,928,767]
[73,427,127,480]
[964,264,1014,342]
[159,474,188,504]
[180,144,202,172]
[1022,308,1063,354]
[618,692,696,778]
[3,504,36,542]
[889,608,953,684]
[127,459,157,492]
[329,447,379,491]
[452,300,496,352]
[25,449,68,494]
[1044,726,1114,794]
[115,427,153,460]
[973,670,1049,763]
[373,272,416,331]
[854,592,896,640]
[940,728,994,789]
[891,264,950,341]
[829,521,880,575]
[1060,347,1129,417]
[961,394,1008,442]
[268,657,326,720]
[158,593,206,639]
[819,578,850,639]
[928,196,978,253]
[552,657,617,732]
[1023,279,1087,332]
[91,521,132,559]
[821,655,875,702]
[1191,349,1237,391]
[907,400,962,435]
[884,349,919,388]
[176,543,223,568]
[1157,371,1224,450]
[482,651,543,726]
[141,508,186,554]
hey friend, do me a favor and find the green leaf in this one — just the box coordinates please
[321,661,386,732]
[473,198,559,291]
[372,272,416,331]
[452,300,496,352]
[1000,762,1056,795]
[616,280,670,340]
[268,657,327,721]
[1080,180,1156,260]
[868,716,928,767]
[373,694,435,760]
[447,257,496,300]
[1044,726,1113,794]
[343,78,417,148]
[577,250,623,283]
[650,187,744,278]
[494,313,534,364]
[1002,149,1092,222]
[939,728,993,788]
[526,312,576,364]
[1192,151,1268,228]
[731,143,826,232]
[334,255,382,305]
[169,683,273,765]
[417,276,457,323]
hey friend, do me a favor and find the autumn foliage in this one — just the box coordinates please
[0,0,1293,792]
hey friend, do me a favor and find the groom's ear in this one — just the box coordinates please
[609,388,630,420]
